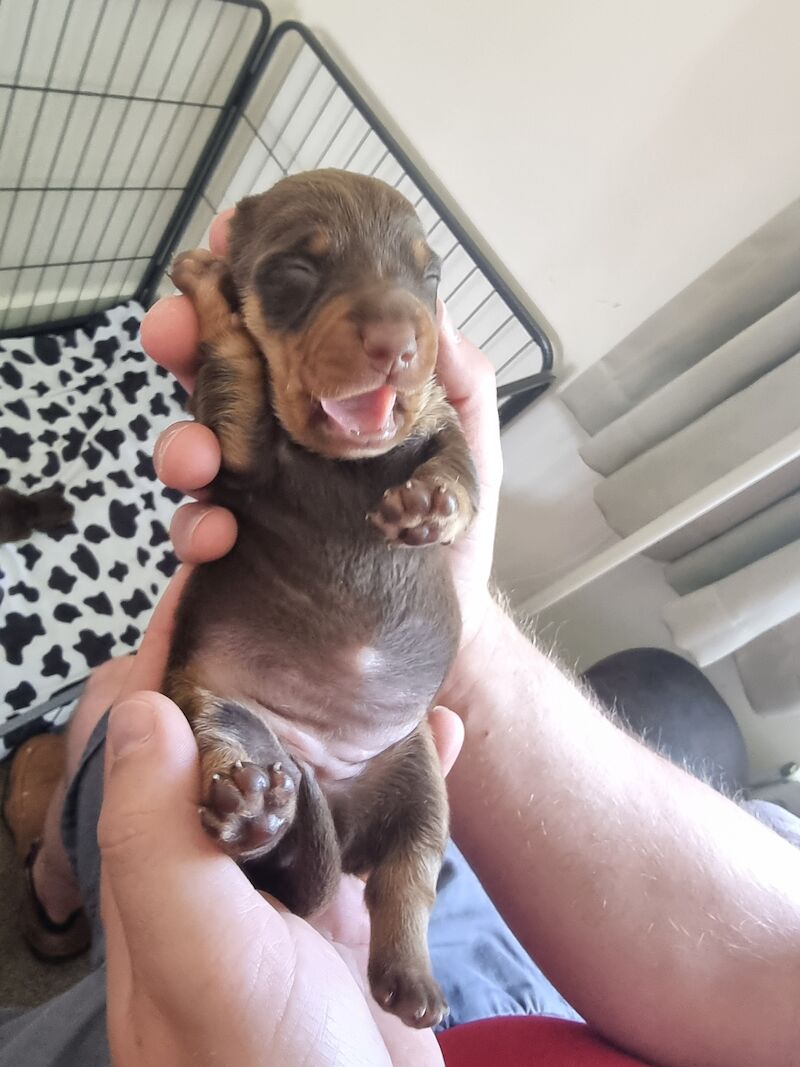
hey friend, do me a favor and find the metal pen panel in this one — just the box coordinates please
[0,0,270,336]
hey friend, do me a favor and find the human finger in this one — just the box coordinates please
[428,706,464,778]
[436,300,503,503]
[209,207,235,258]
[117,567,193,697]
[153,421,221,495]
[140,295,201,393]
[169,502,238,564]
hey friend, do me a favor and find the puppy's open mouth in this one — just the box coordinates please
[317,385,398,442]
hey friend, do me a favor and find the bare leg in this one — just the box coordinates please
[32,656,133,921]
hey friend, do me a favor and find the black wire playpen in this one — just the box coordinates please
[0,0,554,742]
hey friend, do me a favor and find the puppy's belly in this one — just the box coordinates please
[192,642,430,783]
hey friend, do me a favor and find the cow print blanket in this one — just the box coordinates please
[0,302,185,756]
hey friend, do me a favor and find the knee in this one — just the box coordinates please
[65,656,134,773]
[82,655,134,703]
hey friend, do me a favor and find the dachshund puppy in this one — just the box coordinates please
[166,169,479,1028]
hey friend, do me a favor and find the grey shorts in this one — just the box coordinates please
[60,711,111,970]
[0,713,111,1067]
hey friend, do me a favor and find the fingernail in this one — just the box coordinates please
[153,422,191,473]
[438,300,461,346]
[108,699,155,760]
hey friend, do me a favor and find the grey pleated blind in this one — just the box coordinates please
[579,290,800,478]
[593,352,800,560]
[560,196,800,714]
[562,198,800,434]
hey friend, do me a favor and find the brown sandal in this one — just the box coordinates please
[3,733,91,961]
[19,839,91,961]
[3,734,65,855]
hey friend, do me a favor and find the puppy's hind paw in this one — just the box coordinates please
[200,760,297,859]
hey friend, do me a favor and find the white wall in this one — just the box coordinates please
[270,0,800,783]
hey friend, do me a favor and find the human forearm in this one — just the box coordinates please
[444,602,800,1067]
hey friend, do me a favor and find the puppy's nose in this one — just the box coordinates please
[362,321,417,373]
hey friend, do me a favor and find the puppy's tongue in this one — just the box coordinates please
[320,385,396,435]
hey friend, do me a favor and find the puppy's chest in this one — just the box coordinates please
[193,438,460,780]
[269,433,428,528]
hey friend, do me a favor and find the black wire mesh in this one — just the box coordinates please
[1,10,552,419]
[0,0,269,336]
[169,22,555,421]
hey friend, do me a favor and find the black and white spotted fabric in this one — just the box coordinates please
[0,301,186,755]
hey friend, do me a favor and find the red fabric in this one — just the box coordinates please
[438,1017,654,1066]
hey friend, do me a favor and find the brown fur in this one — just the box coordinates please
[308,228,332,256]
[0,487,74,544]
[166,169,479,1028]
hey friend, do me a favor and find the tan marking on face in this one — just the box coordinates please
[242,287,440,459]
[307,229,331,256]
[413,238,430,271]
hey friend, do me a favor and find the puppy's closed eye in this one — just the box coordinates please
[422,255,442,297]
[255,254,322,329]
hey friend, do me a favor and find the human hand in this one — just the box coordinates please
[101,574,458,1067]
[139,210,503,650]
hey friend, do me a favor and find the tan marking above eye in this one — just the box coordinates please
[413,239,430,271]
[307,229,332,256]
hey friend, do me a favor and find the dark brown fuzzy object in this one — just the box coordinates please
[165,170,479,1028]
[0,487,74,544]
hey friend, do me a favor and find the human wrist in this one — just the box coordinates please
[441,594,546,715]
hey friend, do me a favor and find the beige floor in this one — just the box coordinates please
[0,762,90,1012]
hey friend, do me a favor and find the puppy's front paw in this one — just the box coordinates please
[369,958,449,1029]
[170,249,227,293]
[369,477,464,546]
[200,760,297,859]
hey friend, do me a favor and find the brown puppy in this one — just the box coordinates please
[165,169,479,1029]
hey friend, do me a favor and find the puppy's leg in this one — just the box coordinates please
[164,669,341,911]
[169,249,269,477]
[244,768,342,917]
[341,722,449,1028]
[369,397,479,547]
[165,670,299,861]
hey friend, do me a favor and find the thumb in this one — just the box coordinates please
[99,691,255,953]
[428,705,464,778]
[435,301,502,504]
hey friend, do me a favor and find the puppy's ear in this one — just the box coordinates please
[217,268,240,312]
[228,195,267,290]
